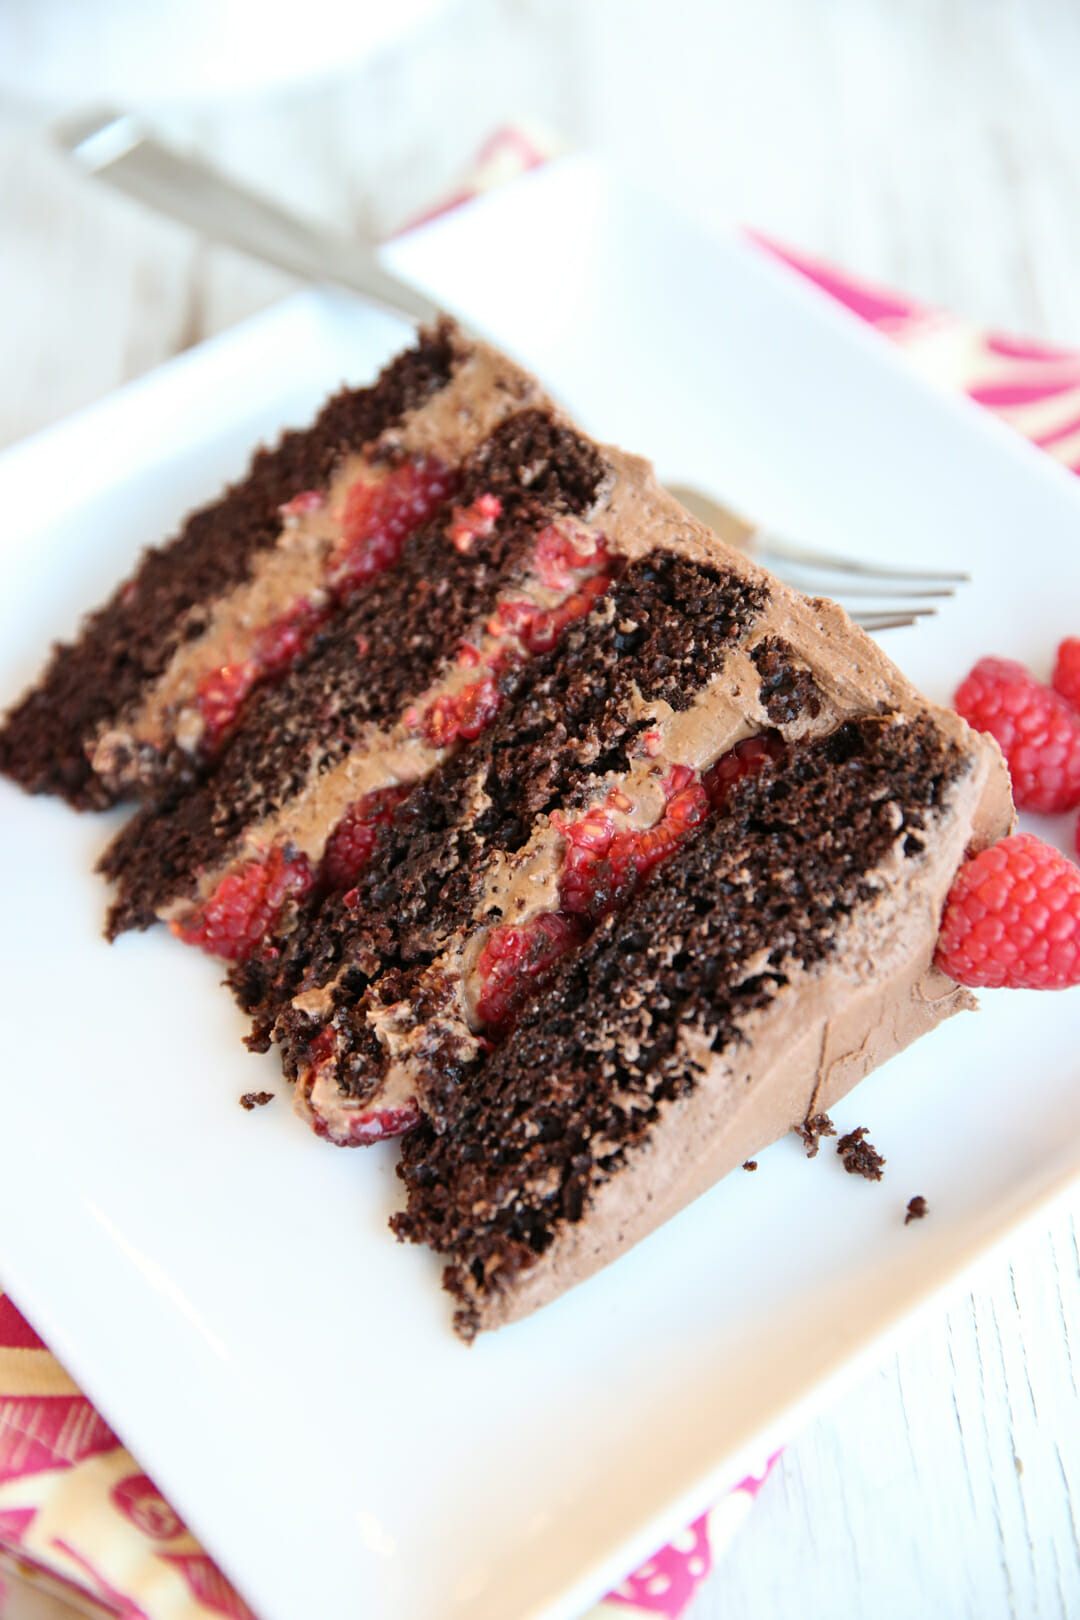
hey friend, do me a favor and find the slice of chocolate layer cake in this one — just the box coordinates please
[392,706,1006,1338]
[2,321,1013,1340]
[0,323,546,808]
[217,422,1010,1336]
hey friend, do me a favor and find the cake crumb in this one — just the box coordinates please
[836,1126,885,1181]
[742,1160,758,1172]
[904,1195,929,1225]
[796,1112,837,1158]
[240,1091,275,1111]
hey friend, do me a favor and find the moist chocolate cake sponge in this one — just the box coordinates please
[392,712,968,1338]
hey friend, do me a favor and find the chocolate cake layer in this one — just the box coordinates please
[0,324,560,809]
[390,711,991,1338]
[100,409,608,937]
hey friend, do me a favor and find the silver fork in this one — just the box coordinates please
[56,111,968,634]
[668,483,967,632]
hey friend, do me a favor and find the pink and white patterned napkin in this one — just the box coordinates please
[3,130,1079,1620]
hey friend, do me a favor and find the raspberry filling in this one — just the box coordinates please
[419,674,503,748]
[320,783,413,892]
[473,733,788,1033]
[171,846,315,962]
[189,457,455,755]
[173,515,618,975]
[409,523,615,745]
[487,569,612,654]
[176,784,413,962]
[195,597,332,750]
[331,456,458,594]
[447,493,502,553]
[473,912,585,1028]
[555,766,709,924]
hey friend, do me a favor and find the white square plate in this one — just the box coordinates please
[1,158,1078,1620]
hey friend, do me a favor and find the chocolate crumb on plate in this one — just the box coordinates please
[742,1160,758,1171]
[240,1091,275,1111]
[905,1195,929,1224]
[796,1112,837,1158]
[836,1126,885,1181]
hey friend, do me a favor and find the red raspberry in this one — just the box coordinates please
[487,570,613,654]
[703,733,787,806]
[953,657,1080,813]
[420,673,501,747]
[302,1026,420,1143]
[279,489,326,519]
[320,783,412,891]
[252,597,328,675]
[556,775,709,922]
[474,911,583,1027]
[934,833,1080,990]
[172,846,314,962]
[532,521,608,589]
[195,659,257,751]
[1052,637,1080,712]
[194,597,329,751]
[334,457,457,593]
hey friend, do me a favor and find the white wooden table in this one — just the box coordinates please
[3,2,1079,1616]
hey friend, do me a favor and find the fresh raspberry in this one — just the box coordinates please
[420,673,501,747]
[1052,638,1080,712]
[934,833,1080,990]
[333,457,457,593]
[320,783,412,891]
[473,912,584,1027]
[953,657,1080,813]
[703,732,787,806]
[172,846,314,961]
[310,1099,422,1145]
[253,597,328,675]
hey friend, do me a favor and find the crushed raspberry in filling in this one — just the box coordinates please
[172,846,314,962]
[447,493,502,553]
[487,567,613,655]
[280,489,326,519]
[320,784,413,892]
[332,457,458,593]
[532,520,609,589]
[555,766,710,923]
[420,674,502,748]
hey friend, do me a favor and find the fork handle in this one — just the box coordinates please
[55,109,446,330]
